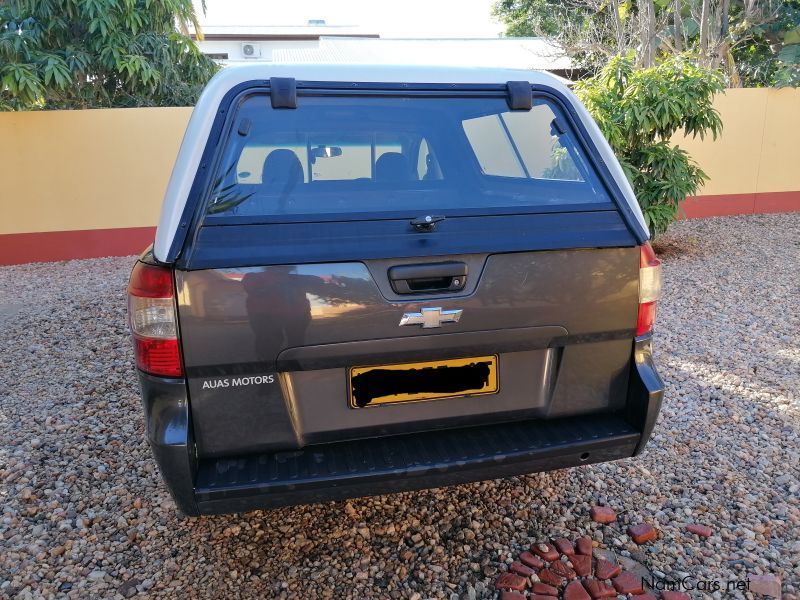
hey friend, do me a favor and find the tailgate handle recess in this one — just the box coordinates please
[389,261,467,294]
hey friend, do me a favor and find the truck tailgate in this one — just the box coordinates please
[177,246,639,457]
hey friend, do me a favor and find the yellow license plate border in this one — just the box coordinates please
[348,355,499,409]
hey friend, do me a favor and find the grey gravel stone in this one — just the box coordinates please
[0,214,798,598]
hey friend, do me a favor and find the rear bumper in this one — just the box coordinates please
[194,415,638,515]
[137,336,664,516]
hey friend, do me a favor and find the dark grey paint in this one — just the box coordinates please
[276,325,568,371]
[628,335,665,454]
[366,254,488,301]
[193,414,640,515]
[547,339,633,417]
[176,247,640,458]
[288,348,558,446]
[137,373,197,515]
[134,334,664,516]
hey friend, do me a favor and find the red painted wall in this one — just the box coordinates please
[680,190,800,219]
[0,227,155,266]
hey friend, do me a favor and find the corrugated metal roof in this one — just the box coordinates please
[194,24,376,37]
[272,38,572,72]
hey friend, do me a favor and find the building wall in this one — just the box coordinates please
[673,87,800,217]
[0,107,190,235]
[0,88,798,265]
[196,39,322,61]
[0,107,191,265]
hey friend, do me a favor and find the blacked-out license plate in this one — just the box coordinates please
[349,356,498,408]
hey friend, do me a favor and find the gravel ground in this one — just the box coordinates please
[1,213,798,600]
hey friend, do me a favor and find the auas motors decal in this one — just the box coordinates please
[201,375,275,390]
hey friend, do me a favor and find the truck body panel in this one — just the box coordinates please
[129,64,664,516]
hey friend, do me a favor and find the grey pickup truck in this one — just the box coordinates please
[127,64,664,516]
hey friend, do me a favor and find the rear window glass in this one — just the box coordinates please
[204,93,610,220]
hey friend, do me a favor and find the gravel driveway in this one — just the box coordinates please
[1,213,798,599]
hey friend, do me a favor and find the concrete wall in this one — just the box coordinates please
[673,87,800,217]
[0,107,190,234]
[0,107,190,264]
[0,88,798,265]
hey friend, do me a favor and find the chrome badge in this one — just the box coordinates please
[399,307,463,329]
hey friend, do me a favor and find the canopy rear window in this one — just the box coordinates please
[203,93,611,220]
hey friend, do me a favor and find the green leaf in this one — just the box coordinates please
[778,44,800,65]
[618,0,631,21]
[682,17,699,38]
[1,63,45,104]
[576,55,722,235]
[42,56,71,89]
[0,0,217,110]
[783,27,800,46]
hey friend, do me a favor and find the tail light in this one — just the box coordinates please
[636,242,662,336]
[127,262,183,377]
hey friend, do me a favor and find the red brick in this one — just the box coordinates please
[594,558,621,580]
[519,551,545,570]
[582,578,617,599]
[627,523,658,544]
[500,592,527,600]
[612,572,645,595]
[495,572,527,591]
[571,553,591,577]
[553,537,575,556]
[564,580,591,600]
[530,595,558,600]
[590,506,617,524]
[685,523,713,538]
[538,568,565,587]
[661,592,691,600]
[550,560,577,579]
[748,575,782,598]
[531,542,560,561]
[532,582,558,595]
[510,561,535,577]
[575,536,593,556]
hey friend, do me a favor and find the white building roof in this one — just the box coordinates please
[273,38,572,73]
[192,24,377,39]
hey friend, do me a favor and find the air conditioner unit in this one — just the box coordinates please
[241,43,261,58]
